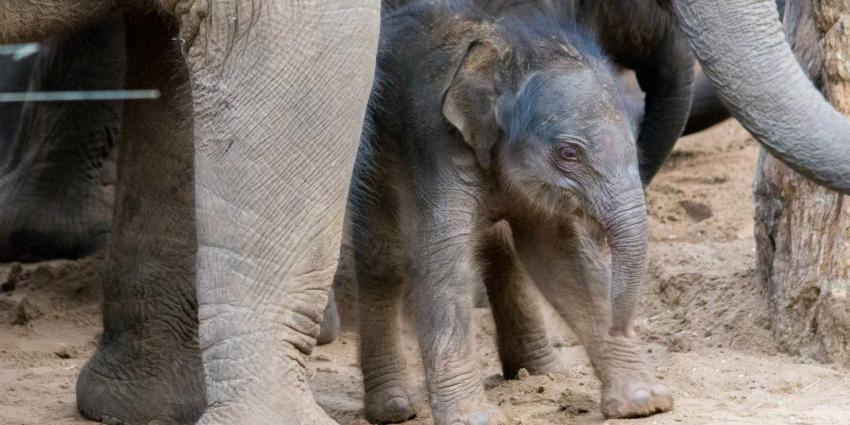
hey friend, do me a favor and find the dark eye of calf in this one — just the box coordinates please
[559,145,579,162]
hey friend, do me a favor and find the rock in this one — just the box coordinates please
[54,347,72,359]
[516,368,530,380]
[679,200,713,222]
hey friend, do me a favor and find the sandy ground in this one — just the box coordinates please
[2,120,850,425]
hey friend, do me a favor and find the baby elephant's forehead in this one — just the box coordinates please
[521,70,620,121]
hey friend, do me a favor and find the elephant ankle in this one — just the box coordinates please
[77,333,205,425]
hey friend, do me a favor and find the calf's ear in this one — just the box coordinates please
[442,40,502,169]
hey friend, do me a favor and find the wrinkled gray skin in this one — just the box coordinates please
[0,22,120,262]
[681,0,806,137]
[347,3,664,423]
[673,0,850,193]
[1,0,850,424]
[0,1,379,425]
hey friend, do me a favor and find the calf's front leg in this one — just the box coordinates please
[406,184,506,425]
[511,217,673,419]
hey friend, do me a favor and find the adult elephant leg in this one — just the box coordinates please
[511,217,672,419]
[0,18,122,261]
[681,65,731,135]
[76,13,205,425]
[164,1,380,423]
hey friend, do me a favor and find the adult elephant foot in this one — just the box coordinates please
[0,180,111,262]
[76,338,205,425]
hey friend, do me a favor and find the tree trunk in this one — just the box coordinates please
[755,0,850,365]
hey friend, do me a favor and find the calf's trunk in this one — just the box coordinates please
[597,187,649,336]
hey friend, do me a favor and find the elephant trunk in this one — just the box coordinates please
[673,0,850,194]
[597,186,649,337]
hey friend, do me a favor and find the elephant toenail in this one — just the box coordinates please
[385,396,407,410]
[631,389,652,404]
[468,409,495,425]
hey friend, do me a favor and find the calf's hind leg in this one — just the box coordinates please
[478,220,560,379]
[511,217,673,419]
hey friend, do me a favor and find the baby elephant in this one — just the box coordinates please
[348,1,670,424]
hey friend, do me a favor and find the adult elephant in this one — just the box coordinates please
[0,2,849,425]
[2,2,380,425]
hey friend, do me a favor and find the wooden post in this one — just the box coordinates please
[754,0,850,365]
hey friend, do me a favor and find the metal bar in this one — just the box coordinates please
[0,90,161,102]
[0,43,40,60]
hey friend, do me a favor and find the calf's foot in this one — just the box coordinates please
[600,371,673,419]
[365,383,416,424]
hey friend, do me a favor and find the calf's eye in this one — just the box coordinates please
[559,145,579,162]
